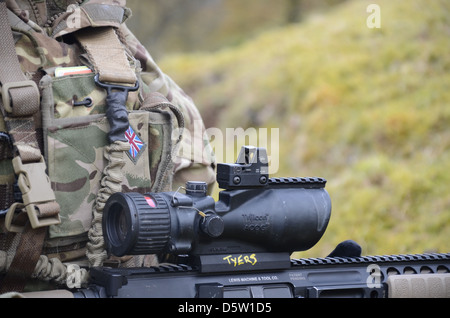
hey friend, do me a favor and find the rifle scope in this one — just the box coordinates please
[102,147,332,257]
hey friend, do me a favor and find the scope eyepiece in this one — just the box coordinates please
[103,192,171,256]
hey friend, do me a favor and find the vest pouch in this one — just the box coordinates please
[49,70,139,119]
[40,75,175,260]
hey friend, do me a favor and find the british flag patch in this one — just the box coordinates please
[125,126,146,163]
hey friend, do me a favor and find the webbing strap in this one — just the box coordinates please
[0,1,40,161]
[0,2,60,228]
[0,222,46,293]
[0,1,60,224]
[0,3,39,118]
[76,27,137,85]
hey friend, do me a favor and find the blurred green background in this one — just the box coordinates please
[126,0,450,257]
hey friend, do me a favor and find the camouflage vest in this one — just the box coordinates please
[0,0,202,286]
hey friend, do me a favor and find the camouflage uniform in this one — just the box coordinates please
[0,0,215,289]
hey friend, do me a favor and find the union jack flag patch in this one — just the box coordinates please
[125,126,146,164]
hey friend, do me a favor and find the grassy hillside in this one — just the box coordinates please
[126,0,347,58]
[159,0,450,257]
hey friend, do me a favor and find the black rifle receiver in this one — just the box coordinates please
[75,252,449,298]
[102,146,331,272]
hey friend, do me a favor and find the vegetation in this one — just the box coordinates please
[129,0,450,257]
[126,0,347,59]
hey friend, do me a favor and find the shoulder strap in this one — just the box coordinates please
[0,0,60,293]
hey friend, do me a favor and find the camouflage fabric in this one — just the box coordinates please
[118,23,216,189]
[1,0,215,263]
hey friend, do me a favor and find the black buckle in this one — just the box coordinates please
[94,74,140,143]
[94,74,139,95]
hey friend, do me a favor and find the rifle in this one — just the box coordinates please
[67,146,450,298]
[73,252,449,298]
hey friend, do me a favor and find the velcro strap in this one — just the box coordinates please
[51,2,129,38]
[76,27,137,85]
